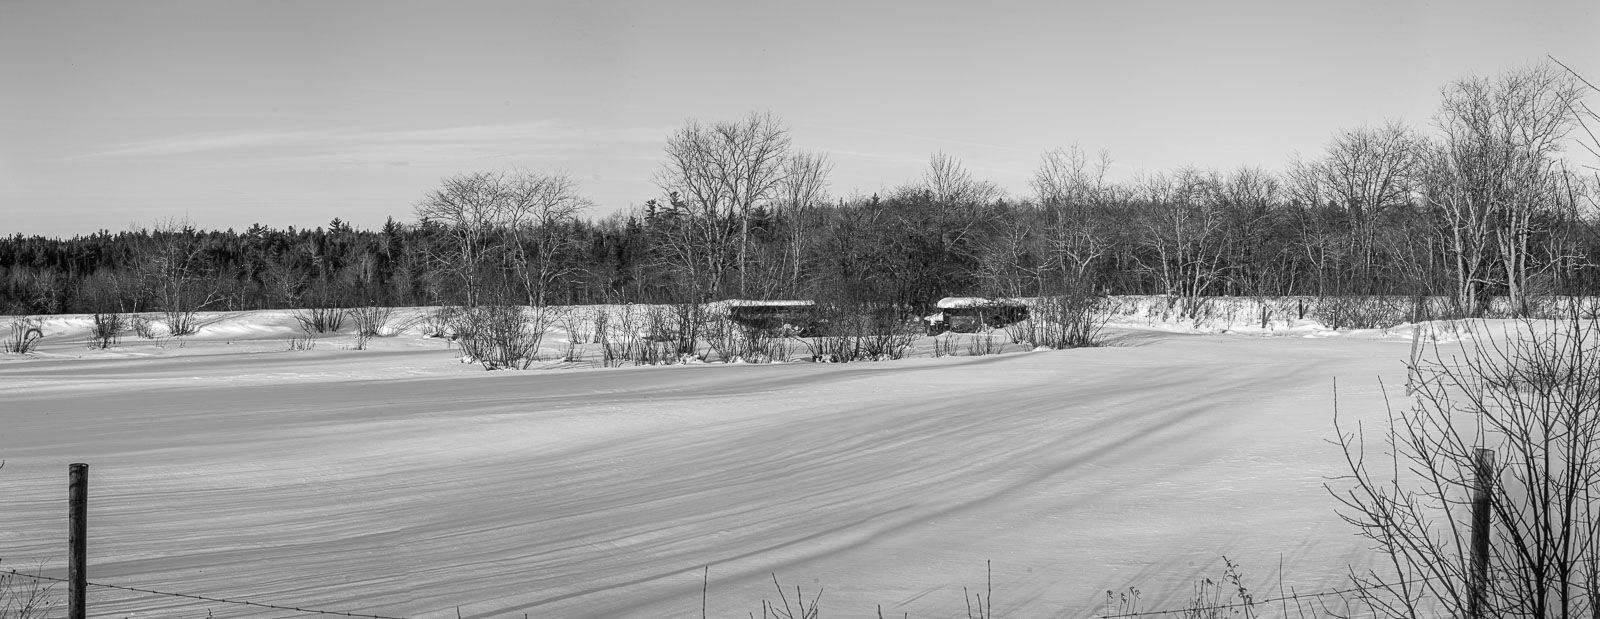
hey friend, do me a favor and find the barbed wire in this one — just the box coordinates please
[1099,566,1539,618]
[1101,582,1370,618]
[0,562,1573,619]
[0,568,404,619]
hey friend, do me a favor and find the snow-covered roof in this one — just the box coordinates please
[718,299,816,308]
[935,297,1025,309]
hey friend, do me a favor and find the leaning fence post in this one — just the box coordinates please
[1468,448,1494,619]
[69,462,88,619]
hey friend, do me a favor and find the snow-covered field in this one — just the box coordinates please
[0,307,1443,618]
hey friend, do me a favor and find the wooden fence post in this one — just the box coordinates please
[69,463,87,619]
[1468,448,1494,619]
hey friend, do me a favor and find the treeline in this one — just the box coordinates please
[3,61,1598,317]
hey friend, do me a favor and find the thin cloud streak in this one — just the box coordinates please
[80,129,339,158]
[77,121,671,167]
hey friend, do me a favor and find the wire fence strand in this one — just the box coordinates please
[0,562,1553,619]
[1100,566,1537,618]
[0,568,404,619]
[1102,583,1370,618]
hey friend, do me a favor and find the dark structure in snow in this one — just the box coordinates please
[924,297,1030,334]
[722,300,819,334]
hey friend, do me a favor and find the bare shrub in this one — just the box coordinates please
[761,334,793,363]
[643,303,707,361]
[674,304,711,360]
[348,306,394,338]
[130,313,159,339]
[597,306,642,367]
[417,306,459,339]
[4,317,43,354]
[965,328,1003,356]
[753,574,821,619]
[0,566,57,619]
[1178,558,1257,619]
[285,334,316,351]
[799,332,855,363]
[557,309,594,363]
[704,314,764,363]
[294,306,345,334]
[702,315,741,362]
[610,305,660,366]
[1005,324,1028,345]
[87,312,124,349]
[1104,558,1272,619]
[454,306,531,369]
[1497,295,1586,320]
[933,332,961,357]
[1404,295,1452,324]
[592,304,724,366]
[637,337,678,366]
[705,307,797,364]
[1313,296,1408,330]
[801,303,919,363]
[1173,295,1215,323]
[1017,289,1108,349]
[1332,313,1600,619]
[453,305,557,370]
[162,307,202,336]
[860,314,920,361]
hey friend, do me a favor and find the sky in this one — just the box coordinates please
[3,0,1598,238]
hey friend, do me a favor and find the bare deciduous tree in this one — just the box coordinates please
[974,215,1043,297]
[1131,169,1231,304]
[414,169,591,307]
[924,151,1003,206]
[1033,145,1115,289]
[1429,62,1583,315]
[414,171,508,308]
[142,218,226,335]
[501,171,592,306]
[775,149,832,293]
[654,111,793,298]
[1204,166,1287,297]
[1288,121,1425,294]
[1290,121,1424,226]
[1032,143,1113,208]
